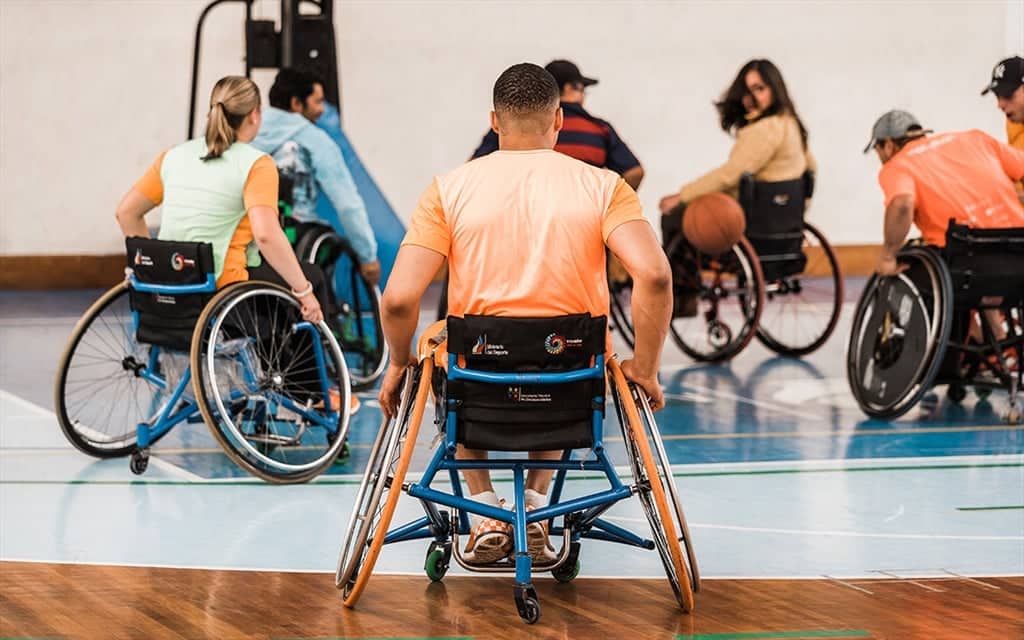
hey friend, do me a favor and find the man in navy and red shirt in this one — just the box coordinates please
[471,59,644,189]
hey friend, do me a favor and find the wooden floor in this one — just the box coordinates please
[1,562,1021,639]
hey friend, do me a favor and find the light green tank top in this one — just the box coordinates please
[157,137,266,279]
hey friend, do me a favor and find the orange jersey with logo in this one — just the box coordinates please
[877,129,1024,246]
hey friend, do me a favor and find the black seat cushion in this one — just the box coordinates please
[126,237,215,351]
[445,314,606,451]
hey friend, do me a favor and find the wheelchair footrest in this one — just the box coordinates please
[449,518,573,574]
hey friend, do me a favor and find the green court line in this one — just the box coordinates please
[676,630,871,640]
[956,505,1024,511]
[0,462,1020,487]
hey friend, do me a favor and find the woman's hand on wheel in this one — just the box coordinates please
[299,293,324,324]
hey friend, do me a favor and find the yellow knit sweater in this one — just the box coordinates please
[679,113,816,203]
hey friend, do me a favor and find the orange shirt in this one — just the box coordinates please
[133,151,278,287]
[402,149,646,326]
[877,129,1024,246]
[1008,120,1024,151]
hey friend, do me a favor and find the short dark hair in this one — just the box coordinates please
[268,68,323,110]
[492,63,559,116]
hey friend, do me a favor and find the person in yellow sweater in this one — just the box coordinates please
[982,55,1024,150]
[658,59,815,316]
[983,56,1024,197]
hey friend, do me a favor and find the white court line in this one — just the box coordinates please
[664,381,823,420]
[0,388,202,481]
[0,388,56,418]
[600,516,1024,541]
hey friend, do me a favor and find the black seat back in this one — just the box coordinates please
[445,314,606,451]
[739,172,812,281]
[126,237,215,351]
[943,221,1024,310]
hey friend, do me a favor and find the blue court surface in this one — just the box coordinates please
[1,287,1021,582]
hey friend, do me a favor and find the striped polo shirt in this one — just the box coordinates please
[471,102,640,175]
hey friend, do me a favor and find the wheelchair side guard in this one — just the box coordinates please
[847,246,953,420]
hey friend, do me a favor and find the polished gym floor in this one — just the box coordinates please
[1,284,1021,639]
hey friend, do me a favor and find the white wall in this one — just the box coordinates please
[1,0,1020,256]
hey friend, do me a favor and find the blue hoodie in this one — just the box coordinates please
[253,106,377,263]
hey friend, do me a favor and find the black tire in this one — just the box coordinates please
[755,222,844,357]
[299,229,387,390]
[847,246,953,420]
[669,236,765,363]
[54,283,173,457]
[190,281,351,483]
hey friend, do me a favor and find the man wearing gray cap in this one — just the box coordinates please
[865,109,1024,277]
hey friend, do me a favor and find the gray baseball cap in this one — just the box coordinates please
[863,109,931,153]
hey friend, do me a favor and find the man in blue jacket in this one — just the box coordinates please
[254,69,380,284]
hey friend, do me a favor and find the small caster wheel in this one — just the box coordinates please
[335,442,351,465]
[552,559,580,583]
[975,386,992,400]
[424,541,452,582]
[514,586,541,624]
[129,450,149,475]
[551,541,581,583]
[946,383,967,404]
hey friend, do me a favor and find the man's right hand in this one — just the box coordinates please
[620,358,665,411]
[360,260,382,286]
[377,359,415,419]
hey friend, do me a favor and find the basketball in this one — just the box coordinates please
[682,192,746,255]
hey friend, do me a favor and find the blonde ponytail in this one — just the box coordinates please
[203,76,260,160]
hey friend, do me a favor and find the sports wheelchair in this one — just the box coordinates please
[335,314,699,624]
[279,174,387,390]
[610,172,843,361]
[847,222,1023,424]
[53,237,353,483]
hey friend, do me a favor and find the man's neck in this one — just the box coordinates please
[498,135,554,151]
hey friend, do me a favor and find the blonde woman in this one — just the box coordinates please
[115,75,325,323]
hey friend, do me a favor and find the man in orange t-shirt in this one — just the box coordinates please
[376,63,671,565]
[864,109,1024,276]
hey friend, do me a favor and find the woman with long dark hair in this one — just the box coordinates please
[659,58,816,234]
[657,59,816,317]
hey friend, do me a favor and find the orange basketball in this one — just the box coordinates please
[682,192,746,255]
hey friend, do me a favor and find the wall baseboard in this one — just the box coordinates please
[0,255,126,290]
[0,245,881,290]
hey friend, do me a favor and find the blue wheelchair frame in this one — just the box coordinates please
[125,274,341,453]
[378,353,656,588]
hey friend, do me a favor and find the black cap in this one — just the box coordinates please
[544,60,598,90]
[981,56,1024,98]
